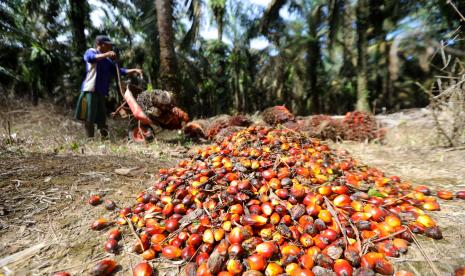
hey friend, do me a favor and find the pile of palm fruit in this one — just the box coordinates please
[85,126,465,276]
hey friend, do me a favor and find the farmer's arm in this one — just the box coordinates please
[124,68,143,76]
[84,49,116,63]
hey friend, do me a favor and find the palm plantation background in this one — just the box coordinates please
[1,0,464,117]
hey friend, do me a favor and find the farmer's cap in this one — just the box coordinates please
[95,35,114,45]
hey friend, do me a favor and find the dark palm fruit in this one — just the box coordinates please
[344,249,361,267]
[104,239,118,253]
[90,259,117,276]
[105,200,116,210]
[424,226,443,240]
[89,195,102,206]
[133,262,153,276]
[315,253,334,269]
[108,229,121,241]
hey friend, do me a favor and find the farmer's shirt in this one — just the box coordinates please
[81,48,127,96]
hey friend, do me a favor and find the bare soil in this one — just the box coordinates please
[0,103,464,275]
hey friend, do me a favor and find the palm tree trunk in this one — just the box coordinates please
[155,0,180,93]
[68,0,88,56]
[307,6,322,114]
[355,0,370,112]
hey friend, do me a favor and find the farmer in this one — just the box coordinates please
[75,35,143,138]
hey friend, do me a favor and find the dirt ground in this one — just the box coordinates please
[0,102,464,275]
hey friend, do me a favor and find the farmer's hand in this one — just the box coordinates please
[135,69,144,77]
[105,51,117,59]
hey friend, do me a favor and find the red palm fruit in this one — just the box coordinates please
[408,222,425,234]
[334,259,353,276]
[321,229,338,242]
[290,184,305,199]
[276,189,289,199]
[361,252,383,269]
[261,202,274,216]
[228,243,244,258]
[165,218,179,233]
[285,263,301,275]
[266,262,284,276]
[303,194,316,206]
[150,234,165,252]
[456,191,465,199]
[455,266,465,276]
[247,254,267,271]
[181,246,196,260]
[375,241,399,257]
[162,203,174,217]
[174,203,187,214]
[377,222,395,236]
[108,229,121,241]
[218,272,234,276]
[185,233,201,248]
[141,249,156,260]
[318,210,332,223]
[227,185,239,195]
[351,201,364,212]
[262,169,277,180]
[226,259,243,275]
[90,259,117,276]
[203,229,215,244]
[306,246,321,258]
[351,212,371,222]
[91,218,111,230]
[332,186,349,195]
[270,213,280,225]
[214,228,225,241]
[196,263,212,276]
[229,227,250,244]
[437,190,453,200]
[256,241,278,259]
[333,195,351,207]
[241,214,268,226]
[299,215,314,227]
[374,258,394,275]
[395,271,414,276]
[269,178,281,190]
[281,244,301,256]
[199,243,214,253]
[169,236,183,247]
[296,167,310,177]
[422,201,440,211]
[414,185,431,195]
[230,204,244,215]
[260,227,273,240]
[162,245,182,259]
[392,238,409,253]
[416,215,436,228]
[196,252,209,266]
[104,239,118,253]
[299,254,314,269]
[280,215,292,226]
[88,195,102,206]
[361,230,377,240]
[300,233,314,248]
[249,204,262,214]
[306,203,321,217]
[272,232,285,245]
[366,206,385,222]
[384,215,401,228]
[318,186,332,196]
